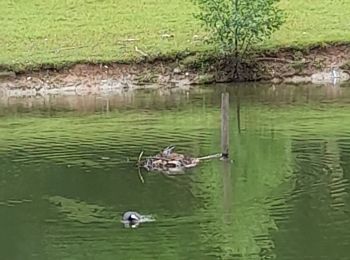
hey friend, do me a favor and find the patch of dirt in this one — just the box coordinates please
[190,43,350,83]
[258,43,350,82]
[0,61,196,97]
[0,43,349,97]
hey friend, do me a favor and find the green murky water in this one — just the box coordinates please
[1,83,350,260]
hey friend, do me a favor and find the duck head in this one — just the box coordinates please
[128,213,139,223]
[122,211,142,228]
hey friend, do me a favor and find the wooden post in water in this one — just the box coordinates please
[221,92,229,159]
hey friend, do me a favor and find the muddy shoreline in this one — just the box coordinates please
[1,44,350,97]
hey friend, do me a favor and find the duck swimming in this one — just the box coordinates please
[122,211,141,224]
[121,211,155,228]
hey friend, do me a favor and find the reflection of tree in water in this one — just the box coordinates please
[0,87,205,115]
[191,131,293,259]
[272,138,350,259]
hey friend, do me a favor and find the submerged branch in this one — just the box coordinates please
[138,168,145,183]
[137,150,145,183]
[137,150,144,165]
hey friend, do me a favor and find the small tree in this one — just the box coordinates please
[193,0,285,77]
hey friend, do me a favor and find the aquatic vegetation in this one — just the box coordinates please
[47,196,111,224]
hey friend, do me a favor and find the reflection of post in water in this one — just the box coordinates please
[221,92,232,219]
[221,92,229,158]
[235,87,241,134]
[106,98,110,114]
[222,158,232,220]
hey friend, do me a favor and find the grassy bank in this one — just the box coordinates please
[1,0,350,71]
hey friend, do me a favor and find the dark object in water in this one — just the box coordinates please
[122,211,142,228]
[122,211,141,224]
[121,211,155,228]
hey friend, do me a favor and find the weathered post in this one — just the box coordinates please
[221,92,229,159]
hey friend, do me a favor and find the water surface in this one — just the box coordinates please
[1,83,350,259]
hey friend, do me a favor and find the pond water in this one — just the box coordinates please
[1,83,350,259]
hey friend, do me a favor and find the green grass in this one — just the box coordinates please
[271,0,350,47]
[1,0,350,71]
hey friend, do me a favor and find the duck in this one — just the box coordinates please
[122,211,141,225]
[121,211,155,228]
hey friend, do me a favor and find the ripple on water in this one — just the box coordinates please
[0,199,33,207]
[2,117,214,170]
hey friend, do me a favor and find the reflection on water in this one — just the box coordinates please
[1,83,350,259]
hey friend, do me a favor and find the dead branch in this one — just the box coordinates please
[137,150,144,166]
[197,153,222,160]
[256,57,296,63]
[138,168,145,184]
[135,46,149,57]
